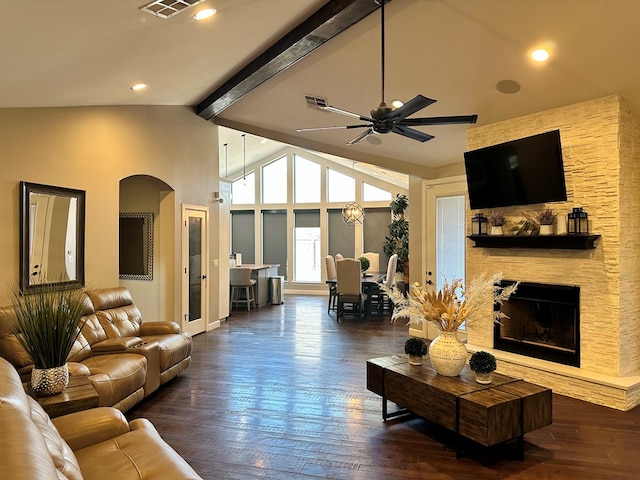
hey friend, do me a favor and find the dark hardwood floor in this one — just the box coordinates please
[128,295,640,479]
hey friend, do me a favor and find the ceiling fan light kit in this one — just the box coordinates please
[298,0,478,145]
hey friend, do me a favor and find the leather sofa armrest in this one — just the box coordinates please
[91,337,143,353]
[67,361,91,376]
[140,321,181,335]
[52,407,131,451]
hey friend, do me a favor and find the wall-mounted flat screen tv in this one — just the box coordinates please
[464,130,567,210]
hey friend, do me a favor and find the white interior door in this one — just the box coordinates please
[410,181,467,340]
[181,205,208,336]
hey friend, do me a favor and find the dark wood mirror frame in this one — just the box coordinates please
[20,181,86,293]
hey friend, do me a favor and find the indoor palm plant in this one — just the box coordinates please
[383,194,409,280]
[469,350,497,384]
[8,282,88,395]
[404,337,428,365]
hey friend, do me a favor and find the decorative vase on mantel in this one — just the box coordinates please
[428,331,468,376]
[31,364,69,396]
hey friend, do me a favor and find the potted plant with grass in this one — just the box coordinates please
[537,208,556,235]
[488,211,506,236]
[8,281,88,396]
[358,256,370,274]
[469,350,497,384]
[404,337,428,366]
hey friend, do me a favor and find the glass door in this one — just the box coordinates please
[410,181,467,340]
[182,205,208,336]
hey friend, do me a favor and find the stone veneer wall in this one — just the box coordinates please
[466,95,640,385]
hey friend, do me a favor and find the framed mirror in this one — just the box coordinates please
[119,212,154,281]
[20,182,86,293]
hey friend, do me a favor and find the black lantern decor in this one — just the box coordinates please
[568,207,589,234]
[471,213,489,235]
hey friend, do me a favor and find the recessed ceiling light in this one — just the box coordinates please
[131,83,148,91]
[531,49,550,62]
[193,8,216,20]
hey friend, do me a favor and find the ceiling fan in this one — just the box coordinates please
[297,0,478,145]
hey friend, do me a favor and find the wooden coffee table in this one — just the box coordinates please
[26,374,99,418]
[366,355,552,459]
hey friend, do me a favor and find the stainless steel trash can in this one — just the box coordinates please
[269,276,284,305]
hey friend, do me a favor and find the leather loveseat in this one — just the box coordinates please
[0,356,202,480]
[0,287,192,411]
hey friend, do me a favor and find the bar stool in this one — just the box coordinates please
[229,267,256,311]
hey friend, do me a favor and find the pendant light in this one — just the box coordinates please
[342,162,365,226]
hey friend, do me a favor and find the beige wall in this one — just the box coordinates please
[465,95,640,377]
[0,106,219,323]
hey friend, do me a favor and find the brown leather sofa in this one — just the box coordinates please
[0,287,192,411]
[86,287,192,393]
[0,356,202,480]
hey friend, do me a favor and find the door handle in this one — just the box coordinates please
[202,275,207,279]
[426,280,433,285]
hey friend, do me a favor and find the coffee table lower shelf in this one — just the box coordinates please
[366,355,552,459]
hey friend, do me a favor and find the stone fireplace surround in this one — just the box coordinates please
[465,95,640,411]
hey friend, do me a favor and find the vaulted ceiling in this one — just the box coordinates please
[4,0,640,178]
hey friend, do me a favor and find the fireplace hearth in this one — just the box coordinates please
[494,281,580,367]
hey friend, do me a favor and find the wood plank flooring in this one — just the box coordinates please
[128,295,640,479]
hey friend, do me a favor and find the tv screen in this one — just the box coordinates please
[464,130,567,210]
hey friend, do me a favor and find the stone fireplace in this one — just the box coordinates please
[465,95,640,411]
[495,281,580,367]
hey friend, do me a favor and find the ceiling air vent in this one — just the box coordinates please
[304,95,328,110]
[139,0,203,19]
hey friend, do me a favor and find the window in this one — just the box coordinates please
[327,168,354,203]
[231,172,255,205]
[294,155,321,203]
[262,157,287,204]
[294,210,320,282]
[363,182,392,202]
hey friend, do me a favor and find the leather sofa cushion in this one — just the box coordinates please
[0,306,33,369]
[73,420,201,479]
[142,333,192,372]
[1,358,83,480]
[81,354,147,407]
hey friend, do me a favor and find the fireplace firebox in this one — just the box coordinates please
[494,281,580,367]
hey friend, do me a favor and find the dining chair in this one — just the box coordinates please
[229,267,256,311]
[335,253,344,261]
[325,254,338,313]
[362,252,380,273]
[374,253,398,311]
[336,258,367,320]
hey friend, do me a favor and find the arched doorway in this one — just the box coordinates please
[119,175,176,322]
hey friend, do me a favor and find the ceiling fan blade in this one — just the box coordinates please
[383,95,436,122]
[347,128,375,145]
[323,105,375,123]
[400,114,479,126]
[392,125,434,142]
[297,124,370,132]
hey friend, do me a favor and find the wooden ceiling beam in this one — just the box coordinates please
[196,0,387,120]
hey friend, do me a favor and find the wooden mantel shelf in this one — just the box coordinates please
[467,234,601,250]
